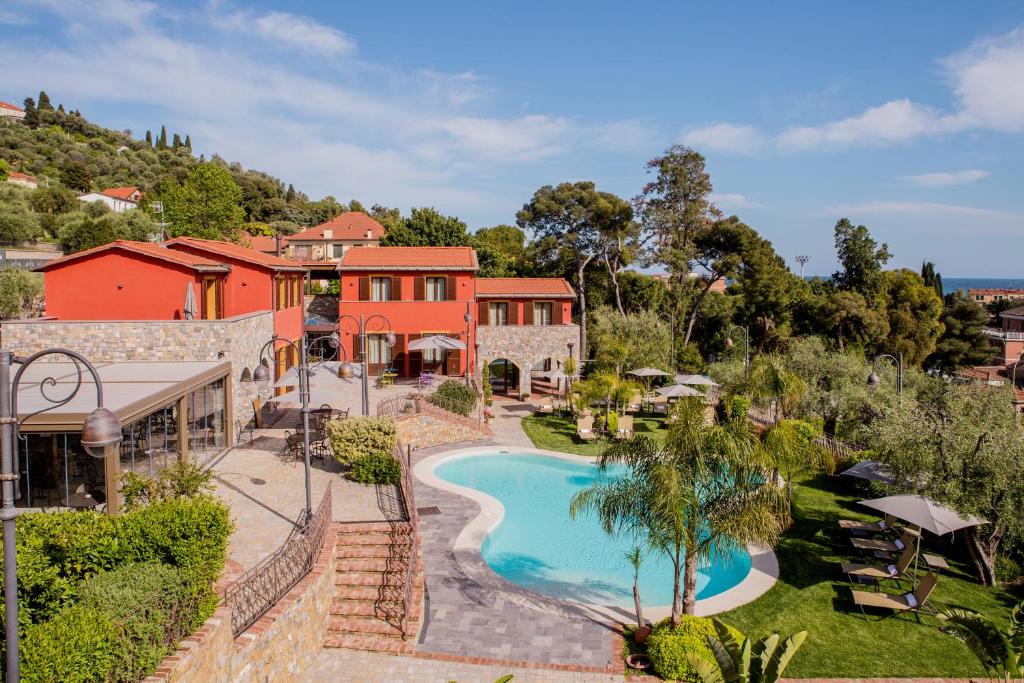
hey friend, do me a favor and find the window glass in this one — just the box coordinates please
[426,277,446,301]
[187,377,226,467]
[367,334,393,365]
[371,277,392,302]
[534,302,553,325]
[488,302,508,326]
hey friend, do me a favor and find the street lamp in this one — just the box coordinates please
[337,314,396,416]
[867,353,904,406]
[2,348,122,683]
[725,325,750,381]
[464,310,473,387]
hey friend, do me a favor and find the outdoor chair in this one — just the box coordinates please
[310,436,332,461]
[653,399,669,416]
[839,514,899,535]
[538,397,554,414]
[841,546,916,584]
[851,572,938,619]
[576,416,597,441]
[617,415,634,439]
[626,394,642,413]
[851,531,916,555]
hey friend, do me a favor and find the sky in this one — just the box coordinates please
[1,1,1023,277]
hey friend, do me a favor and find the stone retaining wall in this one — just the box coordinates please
[143,524,337,682]
[397,414,491,450]
[477,324,579,396]
[0,312,273,430]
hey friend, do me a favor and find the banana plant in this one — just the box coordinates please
[688,619,808,683]
[938,600,1023,682]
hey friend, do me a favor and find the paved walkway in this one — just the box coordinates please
[487,396,537,447]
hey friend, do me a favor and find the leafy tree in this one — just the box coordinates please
[59,213,120,253]
[518,181,623,354]
[759,418,832,506]
[162,162,245,241]
[618,271,669,316]
[157,125,168,150]
[593,194,639,315]
[832,218,890,297]
[380,206,470,247]
[690,619,808,683]
[0,159,8,181]
[814,290,889,352]
[570,399,788,621]
[59,159,92,192]
[184,134,191,150]
[29,185,78,215]
[878,269,945,366]
[682,216,749,344]
[0,186,42,244]
[927,292,993,372]
[171,133,182,149]
[22,97,38,128]
[921,261,944,301]
[37,91,52,111]
[746,354,805,423]
[625,546,646,629]
[474,225,527,278]
[145,130,152,146]
[937,599,1023,681]
[590,306,672,375]
[0,268,43,319]
[731,232,803,349]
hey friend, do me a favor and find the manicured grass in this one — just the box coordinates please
[521,412,667,456]
[720,474,1022,678]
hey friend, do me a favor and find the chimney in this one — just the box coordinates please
[323,229,333,239]
[275,234,282,257]
[366,229,372,239]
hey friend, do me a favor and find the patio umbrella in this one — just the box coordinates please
[627,367,671,378]
[183,283,198,320]
[408,335,465,351]
[841,460,896,485]
[674,374,719,387]
[655,384,702,398]
[859,494,986,585]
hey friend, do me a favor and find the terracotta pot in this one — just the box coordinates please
[626,653,651,670]
[633,625,652,644]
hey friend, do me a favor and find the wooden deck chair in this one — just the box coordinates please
[839,514,898,534]
[538,396,554,414]
[851,531,915,555]
[852,572,938,619]
[653,399,669,415]
[576,416,597,441]
[617,415,634,439]
[626,394,642,413]
[841,546,916,583]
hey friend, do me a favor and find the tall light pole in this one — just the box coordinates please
[867,352,904,407]
[795,255,810,279]
[2,348,123,682]
[725,325,750,381]
[464,307,473,387]
[336,313,396,416]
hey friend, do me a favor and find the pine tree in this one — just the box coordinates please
[157,125,168,150]
[145,130,153,146]
[921,261,944,302]
[37,91,52,110]
[22,97,38,128]
[172,133,182,148]
[57,103,65,114]
[285,184,296,202]
[184,134,192,150]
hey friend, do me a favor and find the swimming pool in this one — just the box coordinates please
[433,451,753,609]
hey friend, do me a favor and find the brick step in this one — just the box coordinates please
[334,571,406,588]
[333,586,423,606]
[335,545,393,559]
[328,616,406,638]
[322,634,415,655]
[334,533,399,546]
[330,600,398,617]
[335,557,394,572]
[336,522,411,535]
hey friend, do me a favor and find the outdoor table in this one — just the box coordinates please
[922,553,950,573]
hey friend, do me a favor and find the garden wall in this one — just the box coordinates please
[142,523,337,682]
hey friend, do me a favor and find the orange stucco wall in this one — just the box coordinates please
[43,251,209,320]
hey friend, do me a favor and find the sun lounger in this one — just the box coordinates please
[841,546,915,583]
[625,394,642,413]
[839,514,898,534]
[851,531,915,555]
[576,416,597,441]
[617,415,634,439]
[538,397,554,414]
[851,572,938,618]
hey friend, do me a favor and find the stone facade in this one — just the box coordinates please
[144,525,337,683]
[476,323,579,396]
[396,413,491,450]
[0,311,273,431]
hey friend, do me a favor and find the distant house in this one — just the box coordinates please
[6,171,39,189]
[243,233,287,256]
[286,212,384,263]
[969,288,1024,305]
[0,101,25,121]
[77,186,143,213]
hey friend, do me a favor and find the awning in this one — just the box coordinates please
[627,367,671,378]
[656,384,703,398]
[675,374,719,387]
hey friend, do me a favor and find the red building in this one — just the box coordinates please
[475,278,575,327]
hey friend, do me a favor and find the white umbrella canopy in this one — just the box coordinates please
[656,384,703,398]
[675,374,719,387]
[408,335,465,351]
[183,283,198,320]
[859,495,986,536]
[627,367,671,378]
[841,460,896,485]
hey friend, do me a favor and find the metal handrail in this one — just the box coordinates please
[392,442,420,639]
[223,484,332,637]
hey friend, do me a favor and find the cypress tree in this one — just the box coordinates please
[157,125,167,150]
[285,184,296,202]
[184,134,191,150]
[145,130,153,146]
[37,91,52,110]
[22,97,38,128]
[172,133,182,148]
[57,103,65,113]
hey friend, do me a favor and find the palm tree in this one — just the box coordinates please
[938,601,1023,682]
[570,399,789,624]
[625,546,646,629]
[758,419,834,507]
[747,355,805,423]
[689,619,808,683]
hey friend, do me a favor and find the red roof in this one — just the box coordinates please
[0,101,23,112]
[475,278,576,298]
[165,237,307,272]
[100,186,141,201]
[339,246,478,271]
[7,171,38,183]
[968,288,1024,296]
[243,233,285,253]
[38,241,229,273]
[290,212,385,242]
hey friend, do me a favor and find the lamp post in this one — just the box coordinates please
[725,325,750,381]
[336,314,396,416]
[464,310,472,387]
[867,352,904,407]
[2,348,122,683]
[246,336,313,517]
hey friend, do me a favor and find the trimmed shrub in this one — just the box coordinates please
[120,459,215,512]
[647,616,717,682]
[20,605,120,683]
[326,416,397,465]
[350,452,402,485]
[429,379,477,416]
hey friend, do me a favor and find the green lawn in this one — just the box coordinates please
[521,412,667,456]
[521,413,1022,677]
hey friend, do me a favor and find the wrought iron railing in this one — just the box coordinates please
[393,442,420,639]
[223,484,332,637]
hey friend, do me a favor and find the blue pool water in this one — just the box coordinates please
[434,452,752,608]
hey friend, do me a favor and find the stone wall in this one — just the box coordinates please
[144,524,337,683]
[476,324,579,396]
[0,312,273,431]
[396,413,491,449]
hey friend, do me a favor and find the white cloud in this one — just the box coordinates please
[710,193,763,209]
[776,99,952,152]
[943,26,1024,132]
[898,169,989,187]
[681,123,765,154]
[826,200,1019,220]
[217,9,356,56]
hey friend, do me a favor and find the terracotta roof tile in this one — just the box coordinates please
[38,241,229,273]
[100,186,141,201]
[290,212,385,241]
[243,234,285,253]
[339,246,477,271]
[165,237,306,272]
[475,278,576,298]
[7,171,38,182]
[0,101,23,112]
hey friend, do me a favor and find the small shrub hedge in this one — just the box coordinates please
[429,379,477,416]
[326,416,397,465]
[646,616,717,682]
[120,459,215,511]
[20,604,121,683]
[350,452,402,485]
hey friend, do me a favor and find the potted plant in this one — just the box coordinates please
[626,546,651,644]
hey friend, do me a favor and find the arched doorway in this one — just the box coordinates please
[487,358,520,397]
[530,357,567,396]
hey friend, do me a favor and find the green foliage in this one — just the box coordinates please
[0,183,43,244]
[590,306,672,374]
[350,452,402,485]
[832,217,890,297]
[481,364,493,403]
[675,343,705,374]
[877,268,945,366]
[473,224,527,277]
[937,600,1023,680]
[326,416,397,464]
[731,232,805,349]
[20,605,121,683]
[728,395,752,420]
[120,459,216,512]
[430,379,478,415]
[927,291,993,371]
[163,162,246,240]
[381,206,470,247]
[29,185,77,215]
[0,267,42,319]
[689,619,808,683]
[57,207,155,253]
[647,616,718,681]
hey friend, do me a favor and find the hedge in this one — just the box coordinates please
[326,416,397,465]
[429,380,477,416]
[350,452,402,485]
[20,604,121,683]
[646,616,717,682]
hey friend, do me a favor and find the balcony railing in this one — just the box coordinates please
[982,328,1024,340]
